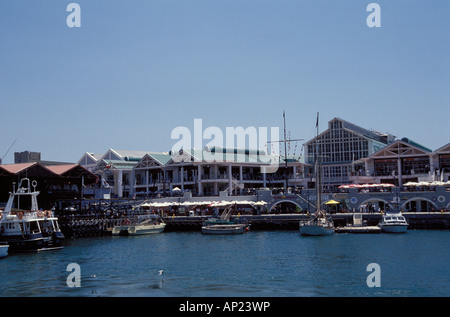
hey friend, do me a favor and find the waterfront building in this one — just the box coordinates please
[0,162,97,208]
[77,152,103,172]
[133,147,307,197]
[433,143,450,182]
[81,147,307,199]
[89,149,161,198]
[76,119,448,200]
[133,152,173,195]
[303,117,395,191]
[350,140,450,187]
[351,138,432,186]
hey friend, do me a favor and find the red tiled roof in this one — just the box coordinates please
[0,162,38,174]
[45,164,78,175]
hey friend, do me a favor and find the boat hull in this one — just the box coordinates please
[201,224,248,235]
[299,225,334,236]
[380,224,408,233]
[1,233,64,252]
[0,245,8,258]
[335,226,381,233]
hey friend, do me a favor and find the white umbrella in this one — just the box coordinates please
[232,200,254,205]
[253,201,267,206]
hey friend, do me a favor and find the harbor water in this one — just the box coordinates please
[0,230,449,297]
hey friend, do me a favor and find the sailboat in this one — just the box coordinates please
[299,113,335,236]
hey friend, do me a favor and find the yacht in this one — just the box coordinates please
[300,212,335,236]
[201,223,249,235]
[112,214,166,235]
[201,207,250,235]
[0,178,65,252]
[379,211,409,233]
[300,113,335,236]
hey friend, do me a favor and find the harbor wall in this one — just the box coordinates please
[58,212,450,237]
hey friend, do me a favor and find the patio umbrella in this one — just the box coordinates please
[253,201,267,206]
[325,199,340,205]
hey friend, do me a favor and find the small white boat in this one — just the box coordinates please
[112,215,166,236]
[379,211,408,233]
[0,243,9,258]
[201,223,249,235]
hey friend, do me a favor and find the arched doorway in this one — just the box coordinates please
[359,198,392,213]
[402,198,438,212]
[270,200,303,214]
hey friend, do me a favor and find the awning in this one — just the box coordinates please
[338,183,395,189]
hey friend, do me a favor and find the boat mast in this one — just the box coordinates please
[283,111,288,191]
[315,112,322,215]
[266,111,303,193]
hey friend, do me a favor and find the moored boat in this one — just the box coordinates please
[201,223,249,235]
[0,178,65,252]
[112,214,166,236]
[299,113,335,236]
[379,211,409,233]
[300,215,334,236]
[0,243,8,258]
[201,206,250,235]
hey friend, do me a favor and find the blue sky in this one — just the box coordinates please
[0,0,449,163]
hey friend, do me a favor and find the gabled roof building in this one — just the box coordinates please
[0,162,97,208]
[77,119,448,198]
[304,117,395,190]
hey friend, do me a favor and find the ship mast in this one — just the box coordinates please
[315,112,322,216]
[267,111,304,192]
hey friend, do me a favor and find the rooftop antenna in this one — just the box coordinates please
[1,138,18,164]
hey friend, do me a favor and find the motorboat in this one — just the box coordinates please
[201,207,250,235]
[112,215,166,236]
[0,243,8,258]
[201,223,249,235]
[379,211,409,233]
[0,178,65,252]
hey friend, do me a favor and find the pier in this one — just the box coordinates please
[162,212,450,231]
[57,212,450,237]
